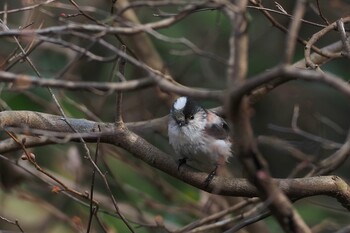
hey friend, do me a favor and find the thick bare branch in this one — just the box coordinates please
[0,110,349,211]
[226,1,311,232]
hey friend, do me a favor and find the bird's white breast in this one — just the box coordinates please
[168,116,232,172]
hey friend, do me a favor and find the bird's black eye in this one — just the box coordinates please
[189,115,194,120]
[222,122,229,130]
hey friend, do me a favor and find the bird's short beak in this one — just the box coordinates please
[173,111,186,127]
[178,120,185,127]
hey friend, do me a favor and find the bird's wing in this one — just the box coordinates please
[204,112,230,140]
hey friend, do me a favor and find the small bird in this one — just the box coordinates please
[168,96,232,177]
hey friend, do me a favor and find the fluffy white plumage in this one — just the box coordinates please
[168,96,232,172]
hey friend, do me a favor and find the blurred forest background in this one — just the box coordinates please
[0,0,349,233]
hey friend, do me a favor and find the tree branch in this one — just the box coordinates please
[0,110,349,211]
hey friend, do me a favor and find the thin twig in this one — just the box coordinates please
[86,133,101,233]
[0,70,154,91]
[0,216,25,233]
[68,0,101,24]
[336,18,350,59]
[74,125,135,232]
[250,1,334,59]
[305,17,350,69]
[316,0,330,25]
[94,213,109,233]
[0,0,56,15]
[283,0,306,64]
[257,135,315,162]
[5,130,90,201]
[175,198,259,233]
[247,5,327,28]
[115,45,127,125]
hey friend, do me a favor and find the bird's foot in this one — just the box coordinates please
[204,166,217,188]
[177,158,187,171]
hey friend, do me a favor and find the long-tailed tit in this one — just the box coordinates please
[168,96,232,176]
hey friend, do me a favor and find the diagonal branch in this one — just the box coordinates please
[0,110,349,210]
[226,1,311,232]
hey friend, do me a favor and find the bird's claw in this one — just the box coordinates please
[204,166,217,188]
[177,158,187,171]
